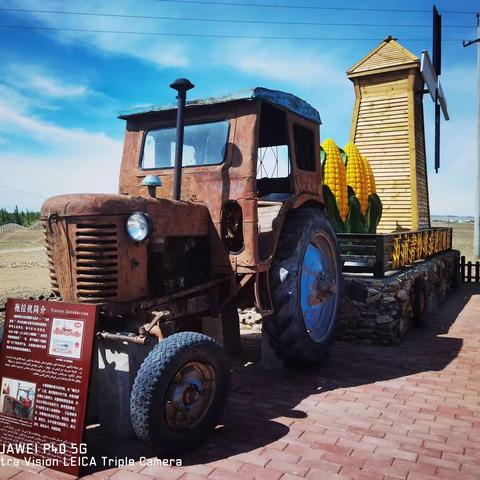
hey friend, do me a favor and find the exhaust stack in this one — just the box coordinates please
[170,78,194,201]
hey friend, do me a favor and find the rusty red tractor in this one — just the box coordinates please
[40,79,343,451]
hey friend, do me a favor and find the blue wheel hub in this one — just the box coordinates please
[300,232,338,342]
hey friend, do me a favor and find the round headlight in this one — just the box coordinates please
[126,212,151,242]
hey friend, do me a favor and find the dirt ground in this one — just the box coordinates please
[0,229,50,309]
[435,221,475,262]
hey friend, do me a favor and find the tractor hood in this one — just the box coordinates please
[41,193,210,237]
[41,193,153,217]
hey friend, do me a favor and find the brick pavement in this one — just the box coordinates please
[2,284,480,480]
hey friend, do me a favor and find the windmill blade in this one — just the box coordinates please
[437,81,449,121]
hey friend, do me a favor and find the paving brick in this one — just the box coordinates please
[139,465,185,479]
[205,459,243,473]
[406,472,440,480]
[391,459,436,476]
[347,426,385,439]
[310,442,352,456]
[461,463,480,476]
[181,465,215,477]
[280,475,309,480]
[209,467,255,480]
[339,466,384,480]
[399,443,442,458]
[261,448,300,464]
[237,463,283,480]
[362,456,394,471]
[109,471,155,480]
[0,466,23,480]
[385,433,423,447]
[39,469,77,480]
[90,467,119,478]
[235,452,270,468]
[297,455,341,474]
[6,472,43,480]
[181,474,210,480]
[374,447,418,463]
[436,467,479,480]
[321,452,365,469]
[265,460,308,477]
[416,455,460,471]
[336,439,375,454]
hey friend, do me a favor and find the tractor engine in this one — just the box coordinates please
[41,193,210,307]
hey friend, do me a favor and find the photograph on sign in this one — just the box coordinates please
[1,377,36,421]
[49,318,85,359]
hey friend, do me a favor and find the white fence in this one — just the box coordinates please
[0,223,26,234]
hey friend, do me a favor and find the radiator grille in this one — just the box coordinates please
[75,223,118,303]
[44,223,60,297]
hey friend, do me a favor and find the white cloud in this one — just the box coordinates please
[219,41,347,88]
[0,94,122,210]
[5,64,88,98]
[0,83,34,112]
[4,0,190,69]
[0,148,121,210]
[0,100,118,150]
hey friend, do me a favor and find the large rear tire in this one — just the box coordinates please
[263,208,342,367]
[130,332,230,453]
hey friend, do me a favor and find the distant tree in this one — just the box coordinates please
[13,206,21,224]
[0,207,40,227]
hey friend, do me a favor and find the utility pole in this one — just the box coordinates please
[463,13,480,258]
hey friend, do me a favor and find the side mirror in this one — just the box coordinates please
[141,175,162,198]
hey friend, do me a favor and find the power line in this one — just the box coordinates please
[0,185,45,199]
[0,24,466,41]
[153,0,476,15]
[0,7,474,28]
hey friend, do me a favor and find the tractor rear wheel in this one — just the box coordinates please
[263,208,342,367]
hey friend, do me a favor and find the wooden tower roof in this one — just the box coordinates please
[347,36,419,78]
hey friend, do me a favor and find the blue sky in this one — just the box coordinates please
[0,0,477,215]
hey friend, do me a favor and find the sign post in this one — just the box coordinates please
[0,299,98,475]
[463,13,480,258]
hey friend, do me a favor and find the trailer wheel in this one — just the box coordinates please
[264,208,342,367]
[130,332,230,452]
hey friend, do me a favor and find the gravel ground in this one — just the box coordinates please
[0,230,51,324]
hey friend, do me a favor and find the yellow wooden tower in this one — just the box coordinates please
[347,36,430,233]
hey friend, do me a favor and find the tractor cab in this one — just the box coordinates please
[118,87,324,272]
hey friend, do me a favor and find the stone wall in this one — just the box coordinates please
[338,250,460,344]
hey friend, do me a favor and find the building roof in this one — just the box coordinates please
[347,36,419,78]
[118,87,321,124]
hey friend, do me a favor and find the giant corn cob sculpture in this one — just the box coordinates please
[344,142,369,215]
[321,138,348,221]
[361,154,376,196]
[320,140,382,234]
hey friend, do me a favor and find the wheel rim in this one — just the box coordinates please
[300,231,339,342]
[165,361,216,431]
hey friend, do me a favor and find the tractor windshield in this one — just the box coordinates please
[141,120,229,169]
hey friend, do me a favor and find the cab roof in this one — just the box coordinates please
[118,87,321,124]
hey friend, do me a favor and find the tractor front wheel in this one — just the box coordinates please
[130,332,230,452]
[264,208,342,367]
